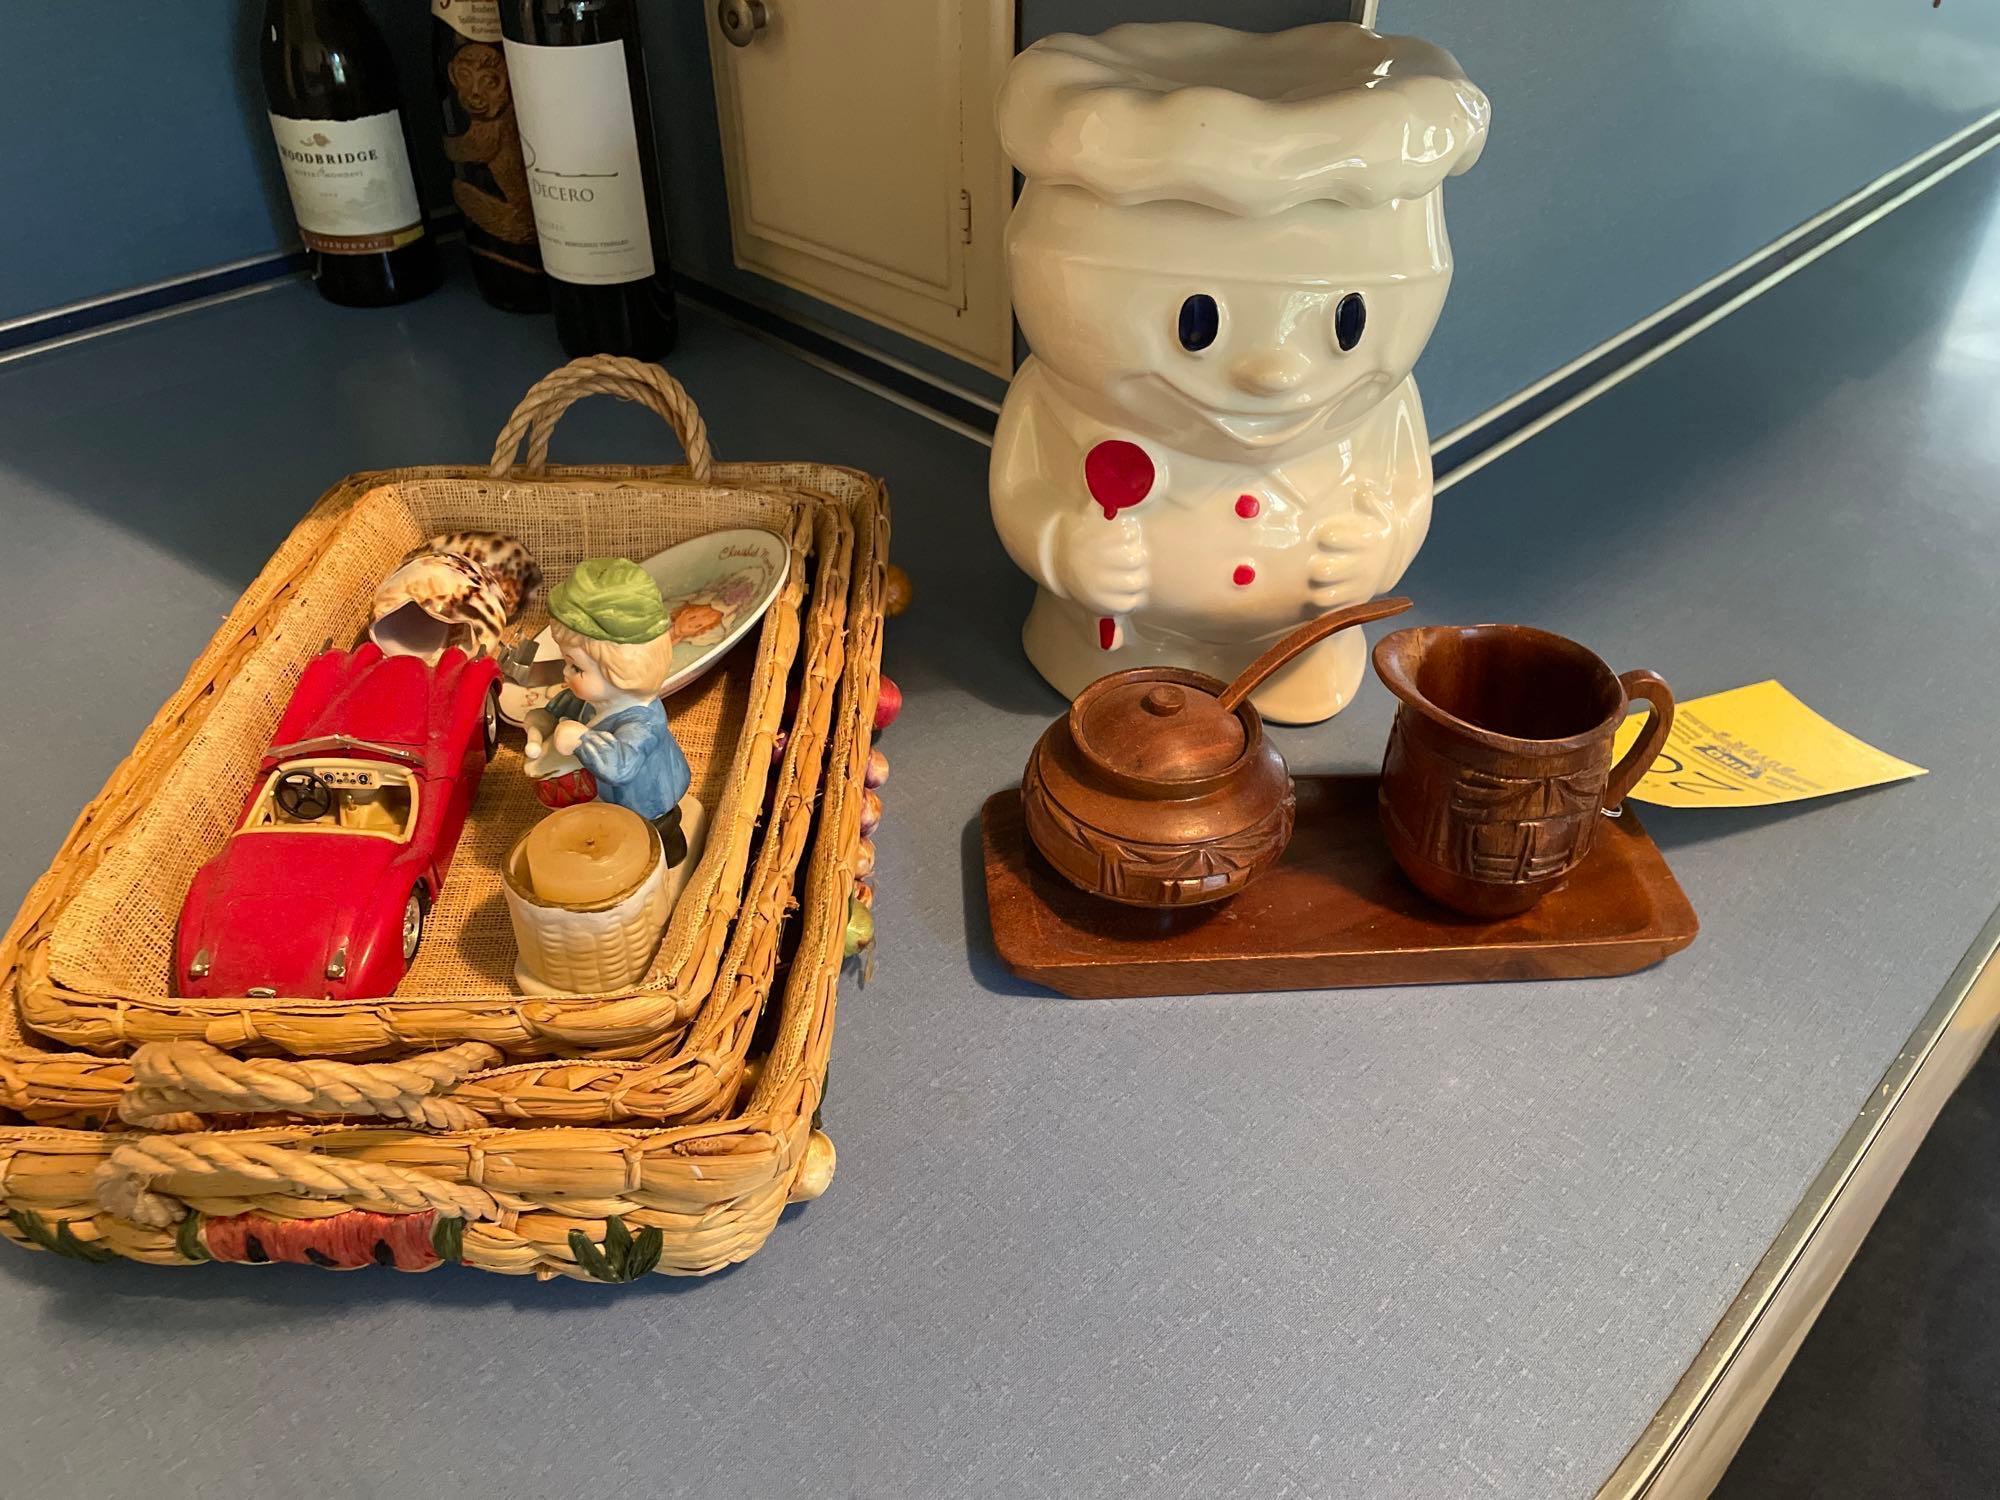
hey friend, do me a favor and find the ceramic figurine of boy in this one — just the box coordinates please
[991,22,1489,724]
[524,558,693,865]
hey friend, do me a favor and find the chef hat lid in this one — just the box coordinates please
[998,21,1489,217]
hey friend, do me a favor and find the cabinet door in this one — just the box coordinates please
[706,0,1014,374]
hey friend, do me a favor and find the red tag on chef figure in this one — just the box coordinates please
[1083,439,1155,650]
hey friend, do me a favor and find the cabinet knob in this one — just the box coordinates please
[717,0,768,47]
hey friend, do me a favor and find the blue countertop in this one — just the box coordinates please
[1,151,1997,1499]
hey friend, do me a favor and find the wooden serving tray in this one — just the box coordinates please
[982,775,1697,998]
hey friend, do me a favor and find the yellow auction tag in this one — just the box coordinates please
[1611,680,1926,808]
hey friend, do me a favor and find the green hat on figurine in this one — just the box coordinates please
[549,558,669,644]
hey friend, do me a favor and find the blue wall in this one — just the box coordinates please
[1021,0,2000,434]
[0,1,445,323]
[7,2,1998,436]
[1,1,279,319]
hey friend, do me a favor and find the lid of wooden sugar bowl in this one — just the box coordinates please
[1022,597,1412,907]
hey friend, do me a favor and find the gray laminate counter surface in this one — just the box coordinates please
[1,152,1997,1499]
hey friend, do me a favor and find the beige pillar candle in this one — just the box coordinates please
[524,803,653,906]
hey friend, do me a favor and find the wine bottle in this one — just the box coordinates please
[262,0,441,308]
[433,0,547,312]
[500,0,678,358]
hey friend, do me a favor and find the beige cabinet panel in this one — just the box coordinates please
[706,0,1014,374]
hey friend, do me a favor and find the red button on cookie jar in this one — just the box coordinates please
[1232,564,1256,587]
[1235,495,1260,518]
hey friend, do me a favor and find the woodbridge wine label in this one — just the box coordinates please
[261,0,439,306]
[268,111,425,254]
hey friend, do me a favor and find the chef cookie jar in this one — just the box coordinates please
[991,21,1488,724]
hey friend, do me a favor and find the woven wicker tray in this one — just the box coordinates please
[6,494,853,1134]
[0,359,889,1278]
[20,474,825,1062]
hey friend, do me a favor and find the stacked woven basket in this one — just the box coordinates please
[0,359,889,1280]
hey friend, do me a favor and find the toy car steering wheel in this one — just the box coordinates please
[274,769,334,821]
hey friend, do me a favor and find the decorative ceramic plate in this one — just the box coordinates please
[499,527,790,725]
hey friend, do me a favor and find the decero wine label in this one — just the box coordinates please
[431,0,501,43]
[501,39,655,286]
[268,111,425,255]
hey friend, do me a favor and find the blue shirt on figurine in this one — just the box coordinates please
[544,689,690,822]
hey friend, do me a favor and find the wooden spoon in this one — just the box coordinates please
[1215,596,1415,713]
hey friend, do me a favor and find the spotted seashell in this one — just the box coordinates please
[369,532,542,663]
[414,531,542,621]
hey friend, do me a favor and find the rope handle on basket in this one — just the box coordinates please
[95,1135,515,1229]
[116,1041,500,1132]
[487,355,716,483]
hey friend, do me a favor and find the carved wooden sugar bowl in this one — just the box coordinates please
[1021,597,1413,907]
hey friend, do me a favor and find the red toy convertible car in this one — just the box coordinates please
[173,644,501,1000]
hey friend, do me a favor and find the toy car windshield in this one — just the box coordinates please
[241,757,419,841]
